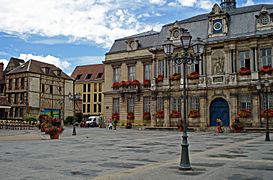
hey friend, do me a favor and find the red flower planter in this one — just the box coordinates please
[156,74,163,83]
[155,111,164,118]
[188,72,199,80]
[189,110,200,118]
[237,109,251,118]
[239,67,251,75]
[50,132,60,139]
[170,73,181,81]
[143,80,151,87]
[260,66,273,74]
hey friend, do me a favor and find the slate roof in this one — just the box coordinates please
[4,57,25,74]
[71,64,104,82]
[6,58,73,80]
[108,4,273,54]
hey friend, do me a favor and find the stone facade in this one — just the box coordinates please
[104,1,273,129]
[5,58,74,120]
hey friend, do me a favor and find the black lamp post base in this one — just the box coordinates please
[179,164,192,170]
[265,131,270,141]
[179,134,192,170]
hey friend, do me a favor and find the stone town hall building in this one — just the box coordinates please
[103,0,273,129]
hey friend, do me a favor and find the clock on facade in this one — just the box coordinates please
[213,19,223,33]
[172,30,180,39]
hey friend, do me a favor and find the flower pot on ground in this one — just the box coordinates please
[237,109,251,118]
[239,67,251,75]
[231,118,244,132]
[127,112,134,120]
[38,115,64,140]
[188,72,199,80]
[143,112,151,120]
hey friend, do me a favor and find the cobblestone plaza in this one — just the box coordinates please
[0,128,273,180]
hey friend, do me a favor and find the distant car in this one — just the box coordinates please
[86,116,100,127]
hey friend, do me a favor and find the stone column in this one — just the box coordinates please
[163,95,170,127]
[150,95,157,127]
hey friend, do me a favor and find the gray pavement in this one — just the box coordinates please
[0,127,273,180]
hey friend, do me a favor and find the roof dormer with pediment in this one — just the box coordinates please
[208,4,229,38]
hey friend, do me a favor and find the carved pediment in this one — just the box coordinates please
[209,4,224,16]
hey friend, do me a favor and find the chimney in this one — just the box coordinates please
[0,62,3,80]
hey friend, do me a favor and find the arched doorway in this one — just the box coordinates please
[210,98,230,126]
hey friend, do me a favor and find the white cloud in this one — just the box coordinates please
[0,59,9,69]
[149,0,166,5]
[18,53,71,71]
[168,2,179,7]
[197,0,214,10]
[177,0,197,7]
[242,0,255,6]
[0,0,160,48]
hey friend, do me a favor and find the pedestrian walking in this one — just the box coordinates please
[108,119,112,130]
[216,118,223,133]
[113,119,118,130]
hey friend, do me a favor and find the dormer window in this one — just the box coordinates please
[261,15,269,25]
[126,39,139,51]
[86,74,92,79]
[255,7,273,30]
[76,74,82,80]
[56,70,61,76]
[45,67,50,74]
[97,73,103,79]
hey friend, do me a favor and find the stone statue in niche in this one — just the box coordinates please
[214,57,224,74]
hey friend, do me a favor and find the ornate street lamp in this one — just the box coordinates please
[256,80,272,141]
[163,28,205,170]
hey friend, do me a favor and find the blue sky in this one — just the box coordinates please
[0,0,271,75]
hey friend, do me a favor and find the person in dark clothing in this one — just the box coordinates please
[113,119,118,130]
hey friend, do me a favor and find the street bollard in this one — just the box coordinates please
[72,125,77,135]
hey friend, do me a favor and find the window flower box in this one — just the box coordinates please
[170,111,181,118]
[131,80,140,87]
[188,72,199,80]
[239,67,251,75]
[127,112,135,120]
[260,65,273,74]
[119,81,126,88]
[237,109,251,118]
[143,80,151,87]
[112,113,120,120]
[188,110,200,118]
[156,74,163,83]
[170,73,181,81]
[154,111,164,118]
[112,82,120,90]
[125,80,132,87]
[143,112,151,120]
[261,109,273,118]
